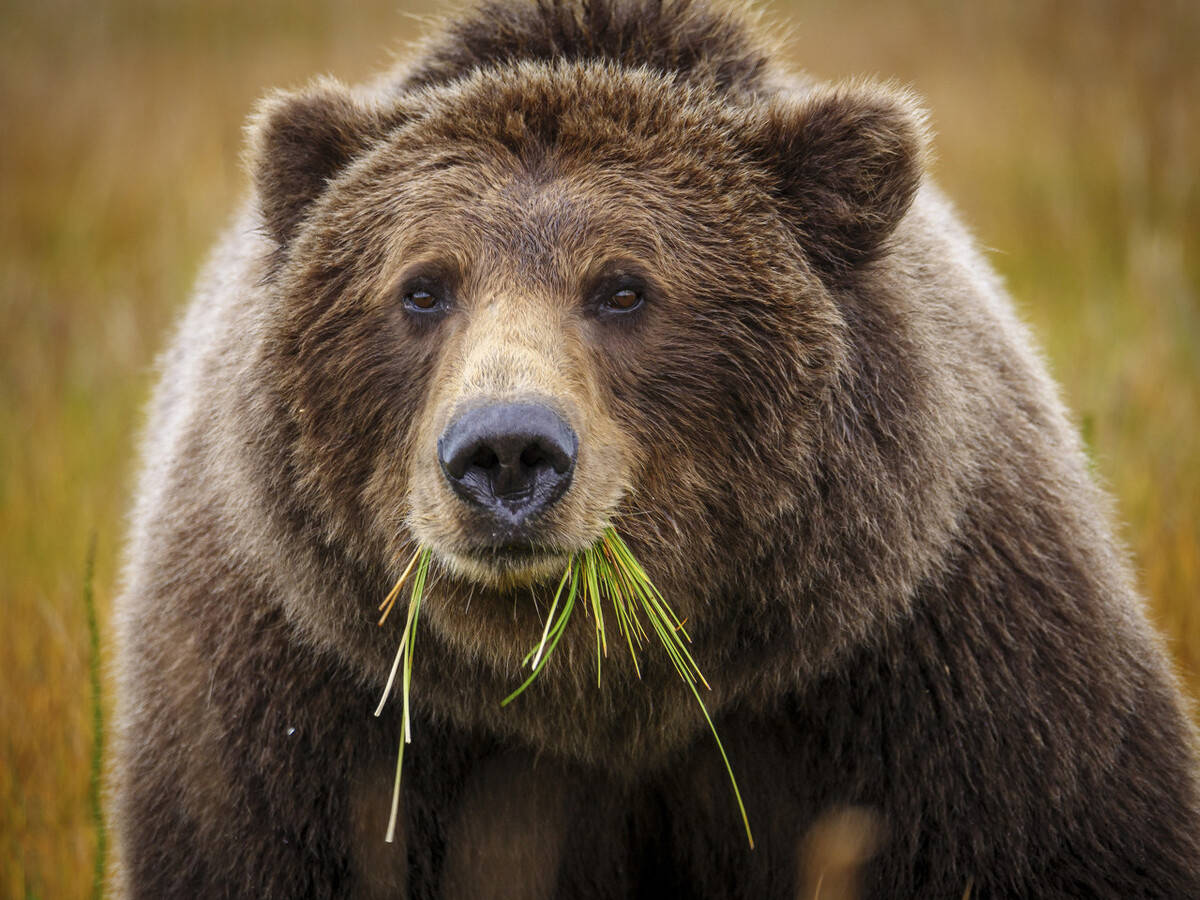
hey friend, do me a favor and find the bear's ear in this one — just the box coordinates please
[247,78,408,246]
[750,82,929,280]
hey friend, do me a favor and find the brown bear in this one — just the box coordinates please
[113,0,1200,897]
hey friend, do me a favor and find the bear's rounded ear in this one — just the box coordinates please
[749,82,929,280]
[246,78,409,247]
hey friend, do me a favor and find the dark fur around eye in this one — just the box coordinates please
[396,273,452,318]
[590,273,649,319]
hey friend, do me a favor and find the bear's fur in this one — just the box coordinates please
[113,0,1200,896]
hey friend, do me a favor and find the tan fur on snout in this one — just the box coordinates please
[407,277,637,588]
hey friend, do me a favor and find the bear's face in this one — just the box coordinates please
[252,63,925,673]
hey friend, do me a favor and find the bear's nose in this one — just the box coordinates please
[438,402,577,528]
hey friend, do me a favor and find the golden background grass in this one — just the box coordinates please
[1,0,1196,896]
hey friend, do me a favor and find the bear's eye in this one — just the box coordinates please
[605,288,643,313]
[404,289,440,312]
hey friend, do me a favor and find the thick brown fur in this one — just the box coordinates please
[114,1,1200,897]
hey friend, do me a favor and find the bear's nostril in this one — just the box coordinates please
[470,446,500,472]
[438,402,578,529]
[520,443,546,470]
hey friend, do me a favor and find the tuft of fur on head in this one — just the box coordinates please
[399,0,778,95]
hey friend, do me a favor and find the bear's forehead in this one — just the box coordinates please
[338,99,775,284]
[309,154,786,310]
[357,168,690,294]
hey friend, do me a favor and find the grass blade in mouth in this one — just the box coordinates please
[374,528,753,848]
[373,546,432,843]
[502,527,752,847]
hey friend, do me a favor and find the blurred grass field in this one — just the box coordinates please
[1,0,1196,896]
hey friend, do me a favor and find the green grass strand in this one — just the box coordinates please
[384,548,431,842]
[500,526,752,846]
[501,574,578,706]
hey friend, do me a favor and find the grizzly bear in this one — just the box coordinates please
[113,0,1200,897]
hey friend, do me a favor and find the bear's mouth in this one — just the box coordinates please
[465,542,557,565]
[439,541,573,588]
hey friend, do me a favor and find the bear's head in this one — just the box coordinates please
[246,54,936,760]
